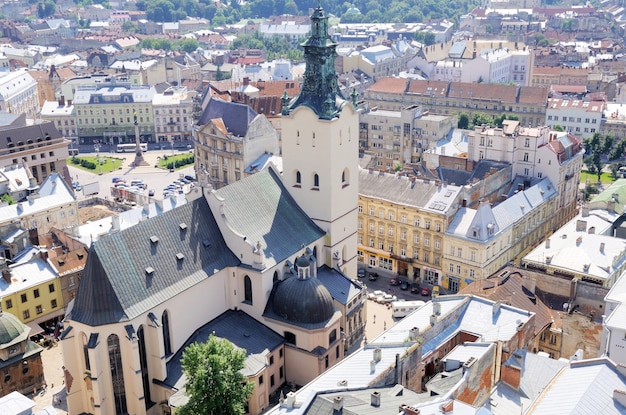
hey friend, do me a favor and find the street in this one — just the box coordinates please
[68,149,195,202]
[356,265,435,302]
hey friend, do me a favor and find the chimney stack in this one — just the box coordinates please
[333,396,343,413]
[2,269,11,284]
[371,391,380,407]
[600,242,605,253]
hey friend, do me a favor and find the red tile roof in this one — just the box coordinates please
[518,86,549,105]
[366,77,407,94]
[406,79,448,95]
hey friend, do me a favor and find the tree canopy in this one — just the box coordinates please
[132,0,480,25]
[178,335,254,415]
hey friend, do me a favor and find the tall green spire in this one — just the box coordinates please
[287,2,347,119]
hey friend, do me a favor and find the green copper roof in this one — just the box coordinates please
[285,3,348,119]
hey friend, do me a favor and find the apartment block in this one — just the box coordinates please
[545,98,604,139]
[358,169,463,284]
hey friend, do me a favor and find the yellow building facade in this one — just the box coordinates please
[358,170,463,284]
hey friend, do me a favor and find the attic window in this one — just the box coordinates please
[202,239,210,248]
[179,223,187,231]
[150,235,159,244]
[57,259,65,266]
[77,253,84,260]
[145,266,155,275]
[176,253,184,261]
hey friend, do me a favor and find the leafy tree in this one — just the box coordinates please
[37,0,56,18]
[174,38,199,52]
[458,113,469,129]
[471,112,493,128]
[0,194,15,205]
[553,124,564,132]
[178,335,253,415]
[122,21,138,33]
[584,132,605,183]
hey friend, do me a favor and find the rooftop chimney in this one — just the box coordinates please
[333,396,343,413]
[2,269,11,284]
[493,301,501,316]
[373,347,382,362]
[545,238,550,249]
[600,242,605,253]
[403,406,421,415]
[371,391,380,407]
[432,301,441,316]
[613,390,626,408]
[430,314,437,326]
[59,95,65,106]
[440,400,454,413]
[409,327,419,340]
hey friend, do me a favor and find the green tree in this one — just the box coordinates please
[178,335,253,415]
[0,194,15,205]
[458,113,469,129]
[584,132,605,183]
[553,124,564,132]
[37,0,56,18]
[471,112,493,128]
[122,21,138,33]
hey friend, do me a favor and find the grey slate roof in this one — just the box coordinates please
[164,309,284,389]
[359,169,438,208]
[215,167,325,268]
[69,197,240,326]
[196,96,258,137]
[317,265,364,306]
[0,121,62,150]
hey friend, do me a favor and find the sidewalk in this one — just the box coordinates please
[31,344,68,414]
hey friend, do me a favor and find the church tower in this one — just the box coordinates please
[281,1,359,276]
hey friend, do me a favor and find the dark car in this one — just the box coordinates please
[410,283,420,294]
[400,281,409,291]
[421,286,431,296]
[184,175,196,182]
[368,272,379,281]
[357,268,366,278]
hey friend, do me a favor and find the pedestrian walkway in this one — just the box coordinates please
[31,344,68,415]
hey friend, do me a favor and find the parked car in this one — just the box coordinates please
[184,175,196,182]
[410,283,420,294]
[381,294,397,303]
[75,184,82,191]
[357,268,366,278]
[400,281,409,291]
[368,272,379,281]
[390,277,400,286]
[421,286,431,296]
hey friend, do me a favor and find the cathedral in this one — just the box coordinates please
[59,4,364,415]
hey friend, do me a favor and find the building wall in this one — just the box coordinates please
[0,346,45,396]
[4,279,63,325]
[358,193,448,284]
[282,105,360,275]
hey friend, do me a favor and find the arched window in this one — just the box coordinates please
[313,246,317,260]
[244,275,253,304]
[137,326,153,409]
[313,173,319,189]
[82,333,90,371]
[295,170,301,186]
[329,329,337,344]
[107,334,128,415]
[162,310,172,356]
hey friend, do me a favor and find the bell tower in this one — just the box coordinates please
[281,1,359,276]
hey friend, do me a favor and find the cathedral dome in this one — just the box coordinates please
[272,273,335,325]
[0,312,28,346]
